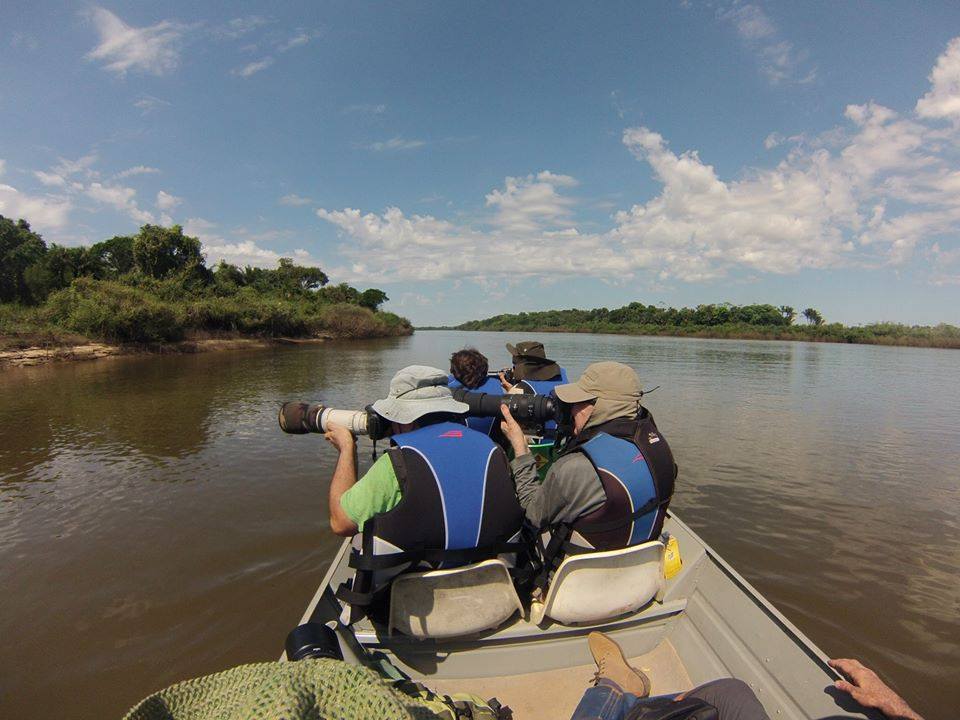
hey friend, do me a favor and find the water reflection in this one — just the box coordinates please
[1,333,958,720]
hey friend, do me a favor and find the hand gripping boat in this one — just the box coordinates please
[287,513,873,720]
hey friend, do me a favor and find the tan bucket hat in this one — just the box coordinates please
[371,365,469,424]
[554,361,642,404]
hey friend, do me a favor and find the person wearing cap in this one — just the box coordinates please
[500,361,677,576]
[324,365,525,613]
[500,341,569,396]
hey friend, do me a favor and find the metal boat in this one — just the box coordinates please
[291,512,872,719]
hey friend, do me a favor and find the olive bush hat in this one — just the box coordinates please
[554,361,642,404]
[505,340,562,381]
[371,365,469,424]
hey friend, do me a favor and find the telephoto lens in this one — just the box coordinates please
[278,402,390,439]
[284,622,344,661]
[450,388,559,424]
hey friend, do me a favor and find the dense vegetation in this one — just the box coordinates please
[0,215,412,349]
[457,302,960,349]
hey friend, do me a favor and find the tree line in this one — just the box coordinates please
[460,302,827,330]
[456,301,960,349]
[0,215,411,346]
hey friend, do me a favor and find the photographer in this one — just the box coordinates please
[500,362,677,587]
[499,340,568,395]
[324,365,525,612]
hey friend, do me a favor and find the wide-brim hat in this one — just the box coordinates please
[506,340,547,359]
[506,340,562,381]
[371,365,469,424]
[554,361,642,404]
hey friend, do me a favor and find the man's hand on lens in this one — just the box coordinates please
[829,659,923,720]
[323,422,356,453]
[500,405,529,458]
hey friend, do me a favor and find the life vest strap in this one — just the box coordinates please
[347,540,528,572]
[335,579,376,608]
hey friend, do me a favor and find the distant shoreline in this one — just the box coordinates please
[417,324,960,350]
[0,330,411,369]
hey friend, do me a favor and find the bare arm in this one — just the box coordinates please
[324,423,359,537]
[829,659,923,720]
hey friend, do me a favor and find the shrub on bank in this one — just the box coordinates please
[44,279,184,343]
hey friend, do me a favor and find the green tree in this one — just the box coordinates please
[358,288,388,311]
[132,225,205,280]
[318,282,360,304]
[0,215,48,304]
[779,305,796,324]
[276,257,329,292]
[802,307,824,326]
[89,235,136,277]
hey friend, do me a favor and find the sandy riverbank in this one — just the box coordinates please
[0,336,332,368]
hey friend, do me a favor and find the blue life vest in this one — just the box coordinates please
[573,432,660,548]
[517,367,569,397]
[447,375,503,435]
[337,422,525,612]
[390,422,511,550]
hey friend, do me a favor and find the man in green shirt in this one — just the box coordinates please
[322,364,472,536]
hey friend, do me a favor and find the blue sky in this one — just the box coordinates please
[2,2,960,326]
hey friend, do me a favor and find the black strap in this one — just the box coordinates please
[533,523,572,594]
[348,540,528,571]
[335,579,376,607]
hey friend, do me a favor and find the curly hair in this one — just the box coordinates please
[449,348,489,389]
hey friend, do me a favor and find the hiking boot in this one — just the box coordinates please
[588,631,651,697]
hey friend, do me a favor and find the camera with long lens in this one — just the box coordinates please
[450,387,561,428]
[278,402,391,440]
[279,389,567,439]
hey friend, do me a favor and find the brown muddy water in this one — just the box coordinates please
[1,330,957,719]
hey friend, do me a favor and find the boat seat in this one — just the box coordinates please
[388,559,524,639]
[531,540,665,626]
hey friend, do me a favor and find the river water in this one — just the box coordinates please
[0,330,957,719]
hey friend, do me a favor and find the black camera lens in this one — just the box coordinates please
[285,622,344,662]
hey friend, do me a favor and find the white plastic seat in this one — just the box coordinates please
[531,540,665,626]
[388,559,523,639]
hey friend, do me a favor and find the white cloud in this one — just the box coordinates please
[116,165,160,180]
[34,170,67,187]
[184,217,323,269]
[279,193,314,206]
[357,137,426,152]
[86,7,185,77]
[0,183,73,230]
[315,39,960,287]
[133,95,170,115]
[278,29,319,52]
[0,159,5,177]
[156,190,181,211]
[484,172,578,233]
[234,57,274,78]
[764,132,784,149]
[32,154,99,188]
[720,4,816,85]
[213,16,269,41]
[86,183,154,224]
[916,37,960,121]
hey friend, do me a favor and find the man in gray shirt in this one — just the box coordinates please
[500,361,676,548]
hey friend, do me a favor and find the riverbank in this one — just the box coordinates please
[449,302,960,350]
[0,334,346,368]
[434,323,960,349]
